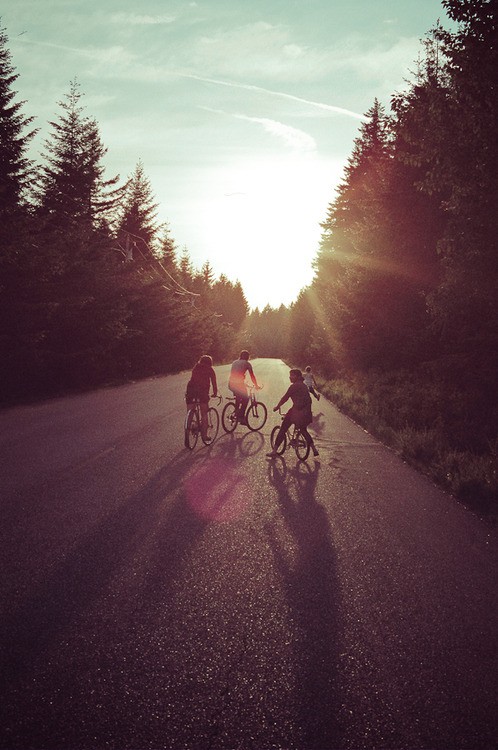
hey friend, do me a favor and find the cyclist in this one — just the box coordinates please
[228,350,260,425]
[266,368,319,458]
[185,354,218,440]
[304,365,320,400]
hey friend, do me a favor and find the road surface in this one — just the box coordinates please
[0,358,496,749]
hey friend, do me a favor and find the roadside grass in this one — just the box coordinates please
[319,371,497,524]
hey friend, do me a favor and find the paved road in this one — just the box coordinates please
[0,358,496,750]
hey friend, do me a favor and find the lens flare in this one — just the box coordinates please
[184,458,251,523]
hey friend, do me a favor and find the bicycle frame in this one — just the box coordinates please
[222,384,267,433]
[184,395,221,449]
[270,409,310,461]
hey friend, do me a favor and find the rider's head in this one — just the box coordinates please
[289,368,303,382]
[305,365,312,372]
[239,350,250,361]
[199,354,213,366]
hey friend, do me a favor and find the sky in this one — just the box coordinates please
[3,0,451,310]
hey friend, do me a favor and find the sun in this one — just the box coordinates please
[198,155,343,309]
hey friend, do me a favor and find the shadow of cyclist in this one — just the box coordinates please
[211,429,265,459]
[266,454,344,749]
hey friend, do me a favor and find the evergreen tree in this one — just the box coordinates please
[0,24,36,233]
[246,304,290,358]
[36,80,123,236]
[178,246,194,289]
[315,100,394,369]
[22,80,131,394]
[211,274,248,328]
[0,24,41,397]
[157,223,178,272]
[117,160,161,261]
[427,0,498,368]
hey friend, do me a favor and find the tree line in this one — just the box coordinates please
[0,32,249,403]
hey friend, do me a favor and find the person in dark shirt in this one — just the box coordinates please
[228,350,260,424]
[185,354,218,440]
[267,368,319,457]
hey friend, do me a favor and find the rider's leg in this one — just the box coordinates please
[239,393,249,423]
[268,413,292,454]
[199,401,209,439]
[301,425,319,455]
[234,395,242,421]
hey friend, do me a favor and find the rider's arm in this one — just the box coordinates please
[273,388,291,412]
[210,368,218,397]
[247,362,258,388]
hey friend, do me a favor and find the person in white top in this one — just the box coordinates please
[303,365,320,400]
[228,350,260,424]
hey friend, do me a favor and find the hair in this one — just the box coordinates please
[305,365,311,372]
[289,368,303,380]
[239,350,249,360]
[199,354,213,366]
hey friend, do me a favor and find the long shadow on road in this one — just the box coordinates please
[0,447,212,747]
[267,457,344,750]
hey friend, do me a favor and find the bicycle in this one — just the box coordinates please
[184,395,221,450]
[221,385,268,433]
[270,410,311,461]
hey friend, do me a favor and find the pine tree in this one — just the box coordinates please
[428,0,498,355]
[211,275,248,328]
[315,100,394,369]
[0,24,41,398]
[117,160,161,261]
[178,246,194,289]
[0,24,37,239]
[36,80,123,235]
[157,223,178,272]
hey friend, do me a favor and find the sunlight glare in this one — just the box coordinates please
[198,155,343,309]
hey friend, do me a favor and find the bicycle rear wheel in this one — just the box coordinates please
[246,400,268,431]
[270,425,286,455]
[185,409,200,449]
[295,430,310,461]
[222,402,238,433]
[202,407,220,445]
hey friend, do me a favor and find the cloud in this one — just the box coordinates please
[185,21,330,82]
[110,13,176,25]
[201,106,317,153]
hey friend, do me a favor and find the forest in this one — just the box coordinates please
[0,0,496,517]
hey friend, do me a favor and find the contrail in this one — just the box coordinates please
[200,105,317,152]
[179,72,368,121]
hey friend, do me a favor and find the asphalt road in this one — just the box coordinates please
[0,358,496,750]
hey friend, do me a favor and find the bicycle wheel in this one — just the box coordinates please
[222,402,238,433]
[295,430,310,461]
[270,425,286,455]
[185,409,200,449]
[202,407,219,445]
[246,400,268,431]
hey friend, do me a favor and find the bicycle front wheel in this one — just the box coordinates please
[246,400,268,431]
[185,409,200,450]
[270,425,286,455]
[202,407,220,445]
[222,402,238,433]
[295,430,310,461]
